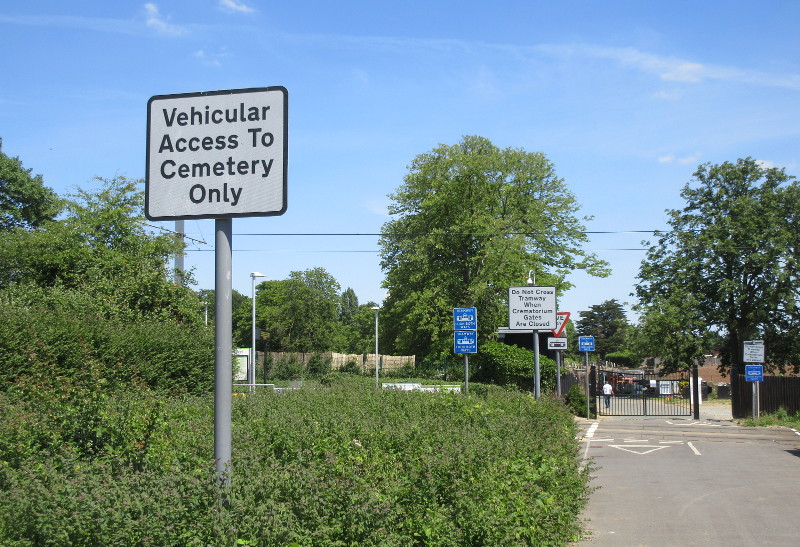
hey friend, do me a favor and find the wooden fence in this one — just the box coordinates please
[733,375,800,418]
[263,351,415,373]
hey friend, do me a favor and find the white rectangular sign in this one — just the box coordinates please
[547,337,567,350]
[743,340,765,363]
[508,286,557,330]
[146,87,288,220]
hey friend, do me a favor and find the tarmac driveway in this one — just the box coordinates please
[575,415,800,546]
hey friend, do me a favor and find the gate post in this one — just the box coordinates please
[692,363,700,420]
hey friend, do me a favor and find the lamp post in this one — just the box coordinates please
[251,272,266,389]
[371,306,380,388]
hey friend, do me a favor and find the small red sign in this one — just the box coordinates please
[551,312,570,337]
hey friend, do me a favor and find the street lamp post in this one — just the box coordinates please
[372,306,380,388]
[251,272,266,390]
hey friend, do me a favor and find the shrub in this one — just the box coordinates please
[0,285,213,395]
[565,384,595,418]
[306,353,332,377]
[267,355,303,380]
[0,379,591,545]
[473,340,557,392]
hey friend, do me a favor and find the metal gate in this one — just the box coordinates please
[593,367,693,417]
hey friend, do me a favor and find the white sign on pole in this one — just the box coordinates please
[547,337,567,350]
[146,87,288,220]
[508,286,557,330]
[743,340,765,363]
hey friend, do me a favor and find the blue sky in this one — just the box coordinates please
[2,1,799,323]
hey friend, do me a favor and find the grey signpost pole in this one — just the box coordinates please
[464,355,469,395]
[555,350,562,397]
[146,87,288,491]
[533,333,541,400]
[585,350,590,419]
[214,218,233,485]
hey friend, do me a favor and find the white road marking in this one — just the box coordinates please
[687,442,702,455]
[610,445,670,455]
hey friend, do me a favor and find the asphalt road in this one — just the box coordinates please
[575,414,800,546]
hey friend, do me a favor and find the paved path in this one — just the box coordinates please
[575,413,800,546]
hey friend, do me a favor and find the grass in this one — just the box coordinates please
[740,407,800,428]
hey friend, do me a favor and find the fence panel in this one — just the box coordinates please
[735,375,800,417]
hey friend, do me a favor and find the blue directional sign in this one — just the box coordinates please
[453,307,478,331]
[745,364,763,382]
[578,336,595,352]
[454,330,478,354]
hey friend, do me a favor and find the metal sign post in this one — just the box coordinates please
[547,337,567,397]
[214,219,233,484]
[743,341,765,420]
[578,336,595,418]
[146,87,288,487]
[453,308,477,394]
[508,286,556,400]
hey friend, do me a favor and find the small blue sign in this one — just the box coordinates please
[578,336,595,352]
[453,307,478,331]
[454,330,478,354]
[745,364,763,382]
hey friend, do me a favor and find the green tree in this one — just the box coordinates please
[339,287,359,326]
[635,158,800,389]
[574,299,630,360]
[0,177,199,323]
[254,267,342,352]
[379,135,609,359]
[0,139,61,230]
[337,301,380,354]
[0,176,211,392]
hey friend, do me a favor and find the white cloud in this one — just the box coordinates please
[658,153,701,165]
[535,43,800,91]
[144,3,187,36]
[219,0,255,14]
[194,50,221,67]
[660,62,705,83]
[652,89,684,101]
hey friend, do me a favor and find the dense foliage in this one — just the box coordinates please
[379,135,609,359]
[0,377,591,545]
[635,158,800,379]
[0,139,61,231]
[474,340,557,393]
[574,299,631,360]
[0,177,211,393]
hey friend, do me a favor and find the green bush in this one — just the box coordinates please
[474,340,557,392]
[267,355,303,380]
[0,378,591,545]
[565,384,595,418]
[306,353,332,377]
[0,285,213,395]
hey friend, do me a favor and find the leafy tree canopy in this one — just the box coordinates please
[574,299,630,360]
[635,158,800,376]
[0,176,199,324]
[0,139,61,230]
[379,135,609,358]
[252,267,342,353]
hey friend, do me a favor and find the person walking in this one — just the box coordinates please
[602,380,613,409]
